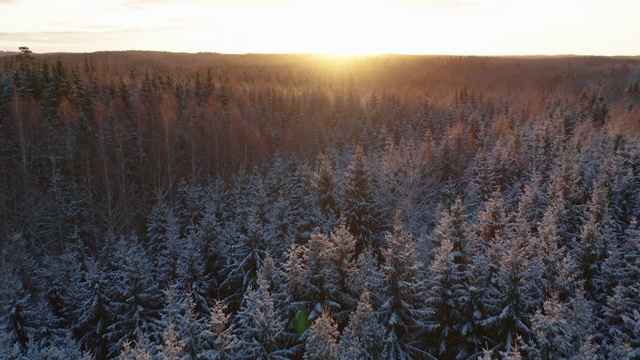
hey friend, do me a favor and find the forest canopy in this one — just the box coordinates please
[1,50,640,359]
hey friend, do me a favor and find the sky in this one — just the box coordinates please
[1,0,639,56]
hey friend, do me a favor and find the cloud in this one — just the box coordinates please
[0,26,202,53]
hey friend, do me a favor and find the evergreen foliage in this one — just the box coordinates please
[1,52,640,359]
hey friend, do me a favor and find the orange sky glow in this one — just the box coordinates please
[1,0,639,56]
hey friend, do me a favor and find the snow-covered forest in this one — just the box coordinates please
[1,50,640,359]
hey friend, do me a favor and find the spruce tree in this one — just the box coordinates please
[338,290,383,359]
[118,334,154,360]
[480,218,534,355]
[378,215,431,359]
[426,198,475,359]
[199,300,239,360]
[343,146,382,254]
[314,152,339,231]
[71,257,113,359]
[303,310,339,360]
[105,237,162,358]
[233,276,291,360]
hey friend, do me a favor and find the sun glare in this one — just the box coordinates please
[287,0,394,55]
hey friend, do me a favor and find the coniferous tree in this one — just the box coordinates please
[157,323,187,360]
[472,194,510,351]
[118,334,154,360]
[23,330,94,360]
[199,300,239,360]
[303,310,339,360]
[378,215,431,359]
[348,246,384,309]
[284,229,346,329]
[530,203,575,303]
[481,214,534,355]
[257,252,289,313]
[338,290,383,359]
[233,275,291,360]
[175,235,211,318]
[147,201,181,287]
[105,237,162,358]
[575,178,615,303]
[160,284,206,359]
[314,152,339,231]
[464,149,498,214]
[276,159,321,244]
[327,220,358,323]
[343,146,383,254]
[222,207,269,305]
[71,257,113,359]
[0,273,40,353]
[602,227,640,356]
[427,199,476,359]
[530,288,596,360]
[531,294,578,360]
[547,153,587,247]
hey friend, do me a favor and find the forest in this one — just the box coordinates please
[1,48,640,359]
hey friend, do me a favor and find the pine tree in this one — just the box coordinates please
[147,201,181,287]
[0,272,40,352]
[233,276,291,360]
[480,218,534,355]
[327,220,358,323]
[285,228,351,329]
[379,135,439,236]
[23,330,93,360]
[472,194,510,354]
[426,198,475,359]
[314,152,339,231]
[338,290,383,359]
[157,323,186,360]
[530,294,575,359]
[105,237,163,358]
[222,206,269,305]
[517,171,547,232]
[574,178,615,302]
[531,289,596,360]
[276,159,321,244]
[529,204,575,304]
[474,191,508,246]
[0,327,23,359]
[175,234,211,318]
[193,180,226,294]
[71,257,113,359]
[199,300,239,360]
[303,310,339,360]
[602,227,640,356]
[160,285,206,359]
[40,235,86,331]
[118,334,154,360]
[378,215,431,359]
[175,181,207,236]
[348,246,384,309]
[464,149,498,214]
[546,154,587,246]
[343,146,383,254]
[257,253,289,312]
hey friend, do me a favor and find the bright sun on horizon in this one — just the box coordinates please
[1,0,639,56]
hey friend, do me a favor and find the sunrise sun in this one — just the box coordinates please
[284,0,395,55]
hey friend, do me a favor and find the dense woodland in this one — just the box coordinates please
[1,48,640,359]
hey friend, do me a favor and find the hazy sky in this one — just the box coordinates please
[1,0,639,55]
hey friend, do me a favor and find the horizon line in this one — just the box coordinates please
[1,49,639,58]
